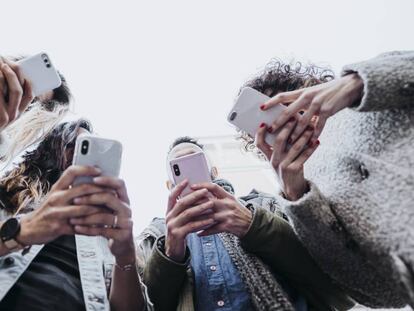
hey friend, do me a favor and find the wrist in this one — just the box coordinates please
[165,236,186,262]
[115,248,136,267]
[285,181,309,201]
[236,208,253,238]
[16,215,33,246]
[344,73,364,107]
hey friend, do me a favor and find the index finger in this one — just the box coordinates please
[53,165,102,190]
[167,179,188,213]
[190,182,230,199]
[262,89,304,111]
[92,176,130,204]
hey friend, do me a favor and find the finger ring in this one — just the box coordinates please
[112,215,118,229]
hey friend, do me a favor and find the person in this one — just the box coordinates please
[0,120,151,311]
[239,52,414,307]
[136,136,354,311]
[0,55,71,164]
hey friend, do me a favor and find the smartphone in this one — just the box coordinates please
[169,151,212,197]
[227,87,288,146]
[16,52,62,96]
[72,134,123,186]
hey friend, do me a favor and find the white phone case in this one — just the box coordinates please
[17,52,62,96]
[72,135,123,186]
[227,87,287,146]
[169,152,212,197]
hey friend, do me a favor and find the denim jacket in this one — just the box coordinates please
[0,208,153,311]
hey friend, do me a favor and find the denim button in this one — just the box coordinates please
[4,257,15,266]
[210,265,217,271]
[358,163,369,180]
[217,300,225,307]
[400,82,414,96]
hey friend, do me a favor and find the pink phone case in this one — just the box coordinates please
[169,152,212,197]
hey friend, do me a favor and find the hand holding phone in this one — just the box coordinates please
[72,135,123,186]
[227,87,288,146]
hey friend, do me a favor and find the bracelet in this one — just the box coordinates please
[115,261,135,271]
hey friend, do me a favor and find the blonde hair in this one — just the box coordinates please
[0,103,68,170]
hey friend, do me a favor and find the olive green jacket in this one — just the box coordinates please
[136,191,355,311]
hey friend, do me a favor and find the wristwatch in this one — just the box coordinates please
[0,217,25,252]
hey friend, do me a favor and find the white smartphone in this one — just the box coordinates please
[72,134,123,186]
[169,151,212,197]
[16,52,62,96]
[227,87,287,146]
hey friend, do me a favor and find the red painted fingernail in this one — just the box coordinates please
[315,140,320,145]
[260,104,266,110]
[267,127,273,133]
[259,123,266,128]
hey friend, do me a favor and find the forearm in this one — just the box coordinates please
[143,236,189,311]
[343,51,414,111]
[109,262,146,311]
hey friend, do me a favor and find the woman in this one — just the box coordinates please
[0,120,150,311]
[239,52,414,308]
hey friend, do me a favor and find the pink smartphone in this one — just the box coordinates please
[169,152,212,197]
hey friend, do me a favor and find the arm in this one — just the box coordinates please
[342,51,414,111]
[275,181,407,308]
[142,236,190,311]
[261,50,414,141]
[240,206,355,311]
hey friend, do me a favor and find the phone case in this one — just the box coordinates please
[169,152,212,197]
[227,87,287,146]
[17,52,62,96]
[72,135,123,186]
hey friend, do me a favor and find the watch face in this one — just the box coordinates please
[0,218,20,241]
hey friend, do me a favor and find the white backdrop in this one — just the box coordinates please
[1,0,413,233]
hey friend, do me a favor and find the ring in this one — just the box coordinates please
[112,215,118,229]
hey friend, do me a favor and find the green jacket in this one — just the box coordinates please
[135,190,355,311]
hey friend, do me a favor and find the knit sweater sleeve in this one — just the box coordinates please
[276,181,407,308]
[342,50,414,112]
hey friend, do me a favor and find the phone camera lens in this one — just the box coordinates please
[46,64,51,68]
[81,140,89,155]
[173,164,180,176]
[229,111,237,121]
[44,59,48,63]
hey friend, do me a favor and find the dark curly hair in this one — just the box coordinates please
[0,119,92,214]
[238,59,335,152]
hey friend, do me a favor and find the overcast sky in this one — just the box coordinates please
[1,0,413,232]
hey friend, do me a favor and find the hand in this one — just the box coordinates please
[262,73,363,142]
[165,180,215,262]
[0,58,34,131]
[18,166,106,246]
[255,118,319,201]
[190,182,253,238]
[70,177,136,265]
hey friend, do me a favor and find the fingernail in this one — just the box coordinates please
[260,104,266,111]
[74,198,82,204]
[267,127,273,133]
[315,140,320,146]
[259,122,266,128]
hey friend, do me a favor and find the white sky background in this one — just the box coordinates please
[1,0,413,233]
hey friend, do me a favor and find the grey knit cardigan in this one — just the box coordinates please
[275,51,414,308]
